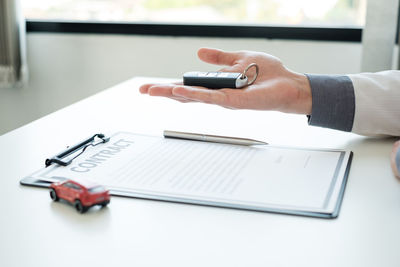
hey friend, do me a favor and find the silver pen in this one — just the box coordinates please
[163,130,268,146]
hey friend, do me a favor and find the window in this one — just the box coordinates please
[89,186,106,193]
[22,0,366,27]
[63,182,74,188]
[63,182,81,190]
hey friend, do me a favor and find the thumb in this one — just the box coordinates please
[197,47,240,66]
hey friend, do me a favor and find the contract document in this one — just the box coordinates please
[21,132,353,218]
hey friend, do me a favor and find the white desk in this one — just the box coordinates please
[1,77,399,267]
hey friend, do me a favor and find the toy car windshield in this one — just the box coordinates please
[88,186,106,193]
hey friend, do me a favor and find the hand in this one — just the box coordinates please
[139,47,312,114]
[391,140,400,179]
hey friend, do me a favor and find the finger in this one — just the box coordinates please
[169,96,194,103]
[147,84,179,97]
[172,86,228,106]
[139,83,155,94]
[395,140,400,148]
[140,81,182,94]
[146,84,194,102]
[198,47,241,66]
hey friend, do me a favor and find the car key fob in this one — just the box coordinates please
[183,71,248,89]
[183,63,259,89]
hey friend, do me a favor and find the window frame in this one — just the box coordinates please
[26,20,362,42]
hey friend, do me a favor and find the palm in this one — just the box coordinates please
[139,48,311,115]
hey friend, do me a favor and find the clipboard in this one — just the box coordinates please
[20,131,353,219]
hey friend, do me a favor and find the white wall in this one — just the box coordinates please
[0,33,363,135]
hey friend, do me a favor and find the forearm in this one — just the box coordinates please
[306,71,400,136]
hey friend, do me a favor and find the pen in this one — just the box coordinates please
[163,130,268,146]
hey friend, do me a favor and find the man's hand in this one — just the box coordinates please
[391,141,400,179]
[139,47,312,115]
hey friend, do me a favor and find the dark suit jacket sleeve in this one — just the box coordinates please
[306,74,355,132]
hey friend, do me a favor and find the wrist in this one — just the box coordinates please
[291,72,312,115]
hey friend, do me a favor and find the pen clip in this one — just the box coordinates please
[45,133,110,167]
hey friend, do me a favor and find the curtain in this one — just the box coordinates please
[0,0,26,88]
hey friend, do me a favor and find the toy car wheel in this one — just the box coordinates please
[50,189,59,201]
[101,200,110,208]
[74,200,87,213]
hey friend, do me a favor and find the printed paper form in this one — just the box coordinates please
[34,132,345,211]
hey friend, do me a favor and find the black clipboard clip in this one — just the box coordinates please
[45,133,110,167]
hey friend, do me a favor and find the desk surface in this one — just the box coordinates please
[1,77,399,267]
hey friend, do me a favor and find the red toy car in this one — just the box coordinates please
[50,179,110,213]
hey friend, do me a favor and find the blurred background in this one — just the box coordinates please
[22,0,366,26]
[0,0,397,136]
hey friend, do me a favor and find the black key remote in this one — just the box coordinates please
[183,71,248,89]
